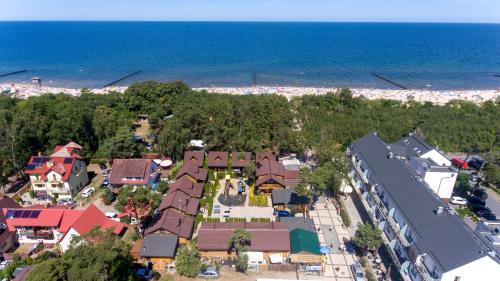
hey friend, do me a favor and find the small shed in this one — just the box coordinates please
[289,228,322,264]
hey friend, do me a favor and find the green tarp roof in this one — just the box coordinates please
[289,228,321,255]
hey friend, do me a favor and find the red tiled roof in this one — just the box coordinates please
[256,152,276,163]
[51,142,82,159]
[3,204,125,236]
[231,152,252,168]
[0,197,21,245]
[109,159,152,185]
[256,159,285,177]
[183,151,205,167]
[175,164,208,182]
[207,151,228,168]
[70,204,125,235]
[158,190,200,215]
[4,208,66,231]
[24,157,77,181]
[169,176,204,198]
[145,209,194,238]
[197,222,290,252]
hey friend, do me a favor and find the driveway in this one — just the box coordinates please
[485,188,500,217]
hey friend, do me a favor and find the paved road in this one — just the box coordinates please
[485,188,500,217]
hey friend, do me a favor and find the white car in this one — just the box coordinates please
[0,260,11,270]
[450,196,467,205]
[81,187,95,198]
[105,212,120,222]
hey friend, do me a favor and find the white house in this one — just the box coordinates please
[349,133,500,281]
[25,142,89,199]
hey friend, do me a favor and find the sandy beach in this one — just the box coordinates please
[1,82,499,105]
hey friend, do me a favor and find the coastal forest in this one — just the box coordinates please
[0,81,499,184]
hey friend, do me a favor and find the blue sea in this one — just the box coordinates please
[0,21,499,89]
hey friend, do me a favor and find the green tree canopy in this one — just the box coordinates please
[353,223,383,254]
[175,246,202,277]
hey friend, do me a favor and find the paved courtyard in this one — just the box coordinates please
[308,197,356,281]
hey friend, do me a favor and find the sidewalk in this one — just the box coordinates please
[308,197,355,281]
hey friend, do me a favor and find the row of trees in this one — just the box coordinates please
[1,82,498,193]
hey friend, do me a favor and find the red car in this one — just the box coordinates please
[452,158,469,169]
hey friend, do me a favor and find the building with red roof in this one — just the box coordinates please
[0,197,21,254]
[175,164,208,182]
[207,151,228,170]
[109,159,159,187]
[197,222,290,260]
[231,152,252,170]
[2,204,125,252]
[145,208,194,244]
[158,190,200,216]
[183,151,205,167]
[25,142,89,200]
[169,176,204,198]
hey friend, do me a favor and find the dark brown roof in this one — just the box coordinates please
[197,222,290,252]
[158,190,200,215]
[256,159,285,177]
[169,176,204,198]
[109,159,152,185]
[256,152,276,163]
[0,197,21,245]
[183,151,205,167]
[284,170,301,188]
[175,164,208,181]
[145,209,194,238]
[207,151,229,168]
[231,152,252,168]
[255,174,286,188]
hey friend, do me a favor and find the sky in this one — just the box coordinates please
[1,0,500,23]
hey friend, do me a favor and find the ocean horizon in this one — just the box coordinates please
[1,21,499,90]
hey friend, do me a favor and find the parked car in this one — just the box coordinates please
[469,204,491,213]
[81,187,95,198]
[105,212,120,222]
[468,158,485,170]
[276,210,291,217]
[471,188,488,200]
[451,158,469,169]
[197,267,219,279]
[134,267,153,280]
[351,263,366,281]
[57,198,76,205]
[102,178,109,186]
[213,204,221,214]
[99,163,108,170]
[467,196,485,206]
[450,196,467,205]
[0,260,11,270]
[476,210,496,220]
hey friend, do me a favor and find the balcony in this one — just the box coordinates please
[414,260,439,281]
[351,157,369,184]
[370,192,411,247]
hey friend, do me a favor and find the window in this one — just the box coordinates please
[52,174,57,181]
[454,277,461,281]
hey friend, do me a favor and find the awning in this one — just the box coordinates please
[269,254,284,264]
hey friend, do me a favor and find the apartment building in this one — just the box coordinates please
[348,133,499,281]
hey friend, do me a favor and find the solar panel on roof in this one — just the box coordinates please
[5,210,15,219]
[21,210,32,218]
[63,157,73,164]
[13,210,23,218]
[26,164,36,170]
[30,210,41,218]
[32,157,42,163]
[41,157,50,163]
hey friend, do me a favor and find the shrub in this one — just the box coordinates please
[225,217,246,222]
[102,189,116,205]
[217,172,226,180]
[202,217,220,222]
[194,213,204,230]
[366,270,377,281]
[170,161,183,179]
[120,216,131,224]
[339,207,351,227]
[208,170,215,181]
[29,189,35,198]
[250,217,271,222]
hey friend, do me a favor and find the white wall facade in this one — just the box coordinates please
[59,227,80,253]
[29,159,89,199]
[421,150,451,167]
[423,171,458,200]
[440,256,500,281]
